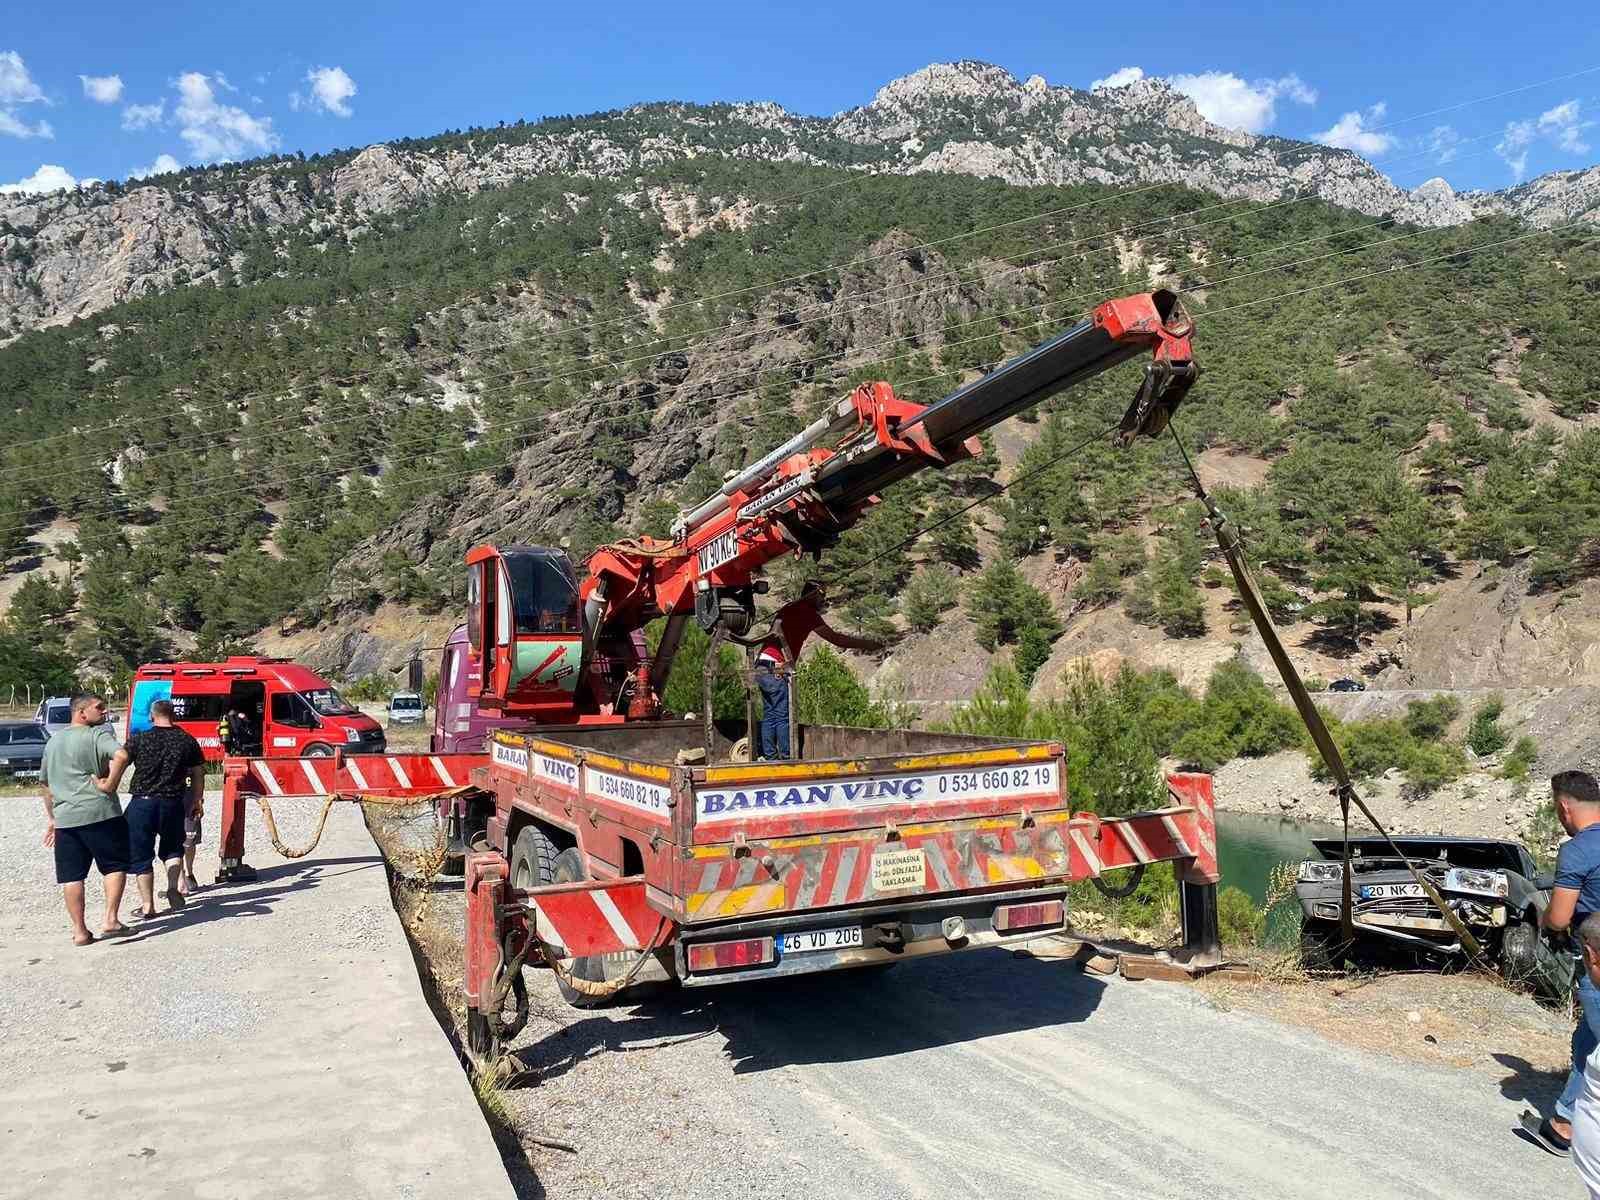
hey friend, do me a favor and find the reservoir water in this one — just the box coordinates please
[1215,811,1345,905]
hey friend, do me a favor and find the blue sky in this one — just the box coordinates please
[2,0,1596,196]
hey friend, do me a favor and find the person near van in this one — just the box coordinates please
[220,704,259,756]
[98,699,206,918]
[752,584,882,760]
[1539,770,1600,1155]
[40,695,130,946]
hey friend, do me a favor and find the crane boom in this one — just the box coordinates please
[466,289,1195,719]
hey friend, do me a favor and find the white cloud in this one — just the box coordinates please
[1538,99,1592,154]
[1091,66,1145,91]
[80,74,123,104]
[1169,71,1317,133]
[0,51,46,105]
[1497,98,1593,181]
[129,152,181,180]
[1315,103,1395,156]
[291,65,357,117]
[0,50,52,139]
[0,109,52,138]
[0,163,78,195]
[1426,124,1461,165]
[174,71,278,161]
[121,100,164,131]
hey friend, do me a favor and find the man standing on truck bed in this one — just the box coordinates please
[98,699,206,918]
[1538,770,1600,1155]
[40,695,130,946]
[753,583,882,760]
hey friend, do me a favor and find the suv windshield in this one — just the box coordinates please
[45,703,70,725]
[391,696,421,710]
[304,688,357,716]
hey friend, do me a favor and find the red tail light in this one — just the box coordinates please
[993,900,1065,933]
[686,937,775,973]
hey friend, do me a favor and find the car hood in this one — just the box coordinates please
[1310,836,1527,875]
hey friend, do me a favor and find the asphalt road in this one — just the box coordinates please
[503,943,1582,1200]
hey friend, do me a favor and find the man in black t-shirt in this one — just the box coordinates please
[98,699,206,918]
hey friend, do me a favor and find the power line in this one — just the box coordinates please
[23,213,1590,551]
[5,123,1533,483]
[12,67,1569,453]
[17,208,1525,531]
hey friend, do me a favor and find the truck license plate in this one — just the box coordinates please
[697,531,738,576]
[777,926,863,955]
[1360,883,1425,900]
[872,847,926,893]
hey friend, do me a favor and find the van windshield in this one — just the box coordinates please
[304,688,358,716]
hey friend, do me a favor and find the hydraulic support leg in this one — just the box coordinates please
[216,762,257,884]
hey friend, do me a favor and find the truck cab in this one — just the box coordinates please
[131,657,386,759]
[431,624,526,753]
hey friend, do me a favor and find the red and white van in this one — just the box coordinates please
[130,657,386,760]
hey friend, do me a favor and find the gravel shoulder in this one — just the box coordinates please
[0,794,511,1200]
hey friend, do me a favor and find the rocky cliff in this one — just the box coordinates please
[3,61,1595,340]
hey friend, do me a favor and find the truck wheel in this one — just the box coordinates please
[303,743,334,758]
[509,824,559,891]
[1501,919,1540,982]
[549,846,627,1009]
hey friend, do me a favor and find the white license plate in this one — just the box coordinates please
[697,530,738,576]
[1361,883,1425,900]
[777,926,863,955]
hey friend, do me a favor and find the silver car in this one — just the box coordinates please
[0,721,49,780]
[386,692,425,727]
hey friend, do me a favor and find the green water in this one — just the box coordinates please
[1215,811,1344,905]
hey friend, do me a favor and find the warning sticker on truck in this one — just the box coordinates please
[871,848,926,893]
[695,760,1059,824]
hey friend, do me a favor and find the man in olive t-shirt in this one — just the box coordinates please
[41,695,130,945]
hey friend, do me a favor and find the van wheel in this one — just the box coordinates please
[303,743,334,758]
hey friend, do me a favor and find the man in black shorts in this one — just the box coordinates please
[40,694,130,946]
[99,699,206,918]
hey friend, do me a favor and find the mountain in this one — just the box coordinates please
[3,59,1600,750]
[2,60,1596,340]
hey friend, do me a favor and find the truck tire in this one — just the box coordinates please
[548,846,617,1008]
[509,824,559,891]
[303,743,334,758]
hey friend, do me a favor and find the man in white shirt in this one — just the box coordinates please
[1572,911,1600,1196]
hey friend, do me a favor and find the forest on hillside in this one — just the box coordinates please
[1,157,1598,699]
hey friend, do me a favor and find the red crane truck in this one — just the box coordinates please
[219,289,1223,1058]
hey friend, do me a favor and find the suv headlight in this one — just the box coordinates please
[1444,867,1508,898]
[1298,861,1343,883]
[345,727,362,743]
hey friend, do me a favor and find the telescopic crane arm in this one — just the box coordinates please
[580,288,1195,711]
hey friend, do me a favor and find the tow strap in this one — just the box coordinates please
[1169,425,1485,961]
